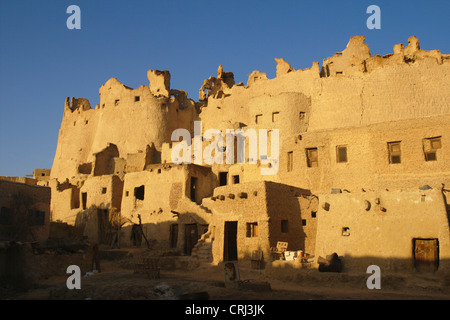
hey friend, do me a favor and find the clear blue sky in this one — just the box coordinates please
[1,0,449,177]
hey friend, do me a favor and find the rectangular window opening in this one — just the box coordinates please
[388,141,402,164]
[190,177,198,203]
[287,151,293,172]
[272,112,279,122]
[299,112,306,120]
[423,137,441,161]
[342,227,350,236]
[336,145,348,163]
[306,148,318,167]
[82,192,87,210]
[219,172,228,186]
[246,222,258,237]
[134,185,145,200]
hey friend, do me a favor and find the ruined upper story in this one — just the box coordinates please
[51,36,450,181]
[198,35,450,133]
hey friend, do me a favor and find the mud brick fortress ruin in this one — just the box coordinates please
[3,36,450,274]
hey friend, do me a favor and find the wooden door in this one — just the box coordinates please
[414,239,439,272]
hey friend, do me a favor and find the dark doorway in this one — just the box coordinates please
[223,221,238,261]
[170,224,178,248]
[219,172,228,186]
[414,238,439,272]
[97,209,110,245]
[81,192,87,209]
[184,224,198,255]
[190,177,198,203]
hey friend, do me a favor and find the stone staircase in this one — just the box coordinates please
[176,198,213,222]
[191,230,213,263]
[175,198,214,263]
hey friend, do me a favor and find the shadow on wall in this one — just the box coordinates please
[71,204,210,255]
[442,188,450,227]
[72,203,119,245]
[117,211,210,255]
[0,244,27,291]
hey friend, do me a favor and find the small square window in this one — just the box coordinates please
[425,152,437,161]
[302,219,307,226]
[102,187,107,194]
[233,175,240,184]
[431,139,441,150]
[336,145,348,163]
[299,112,306,120]
[125,191,129,197]
[311,211,317,218]
[255,114,262,124]
[115,99,120,106]
[306,148,318,167]
[135,96,140,102]
[342,227,350,236]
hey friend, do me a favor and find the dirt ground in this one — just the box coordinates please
[4,248,450,301]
